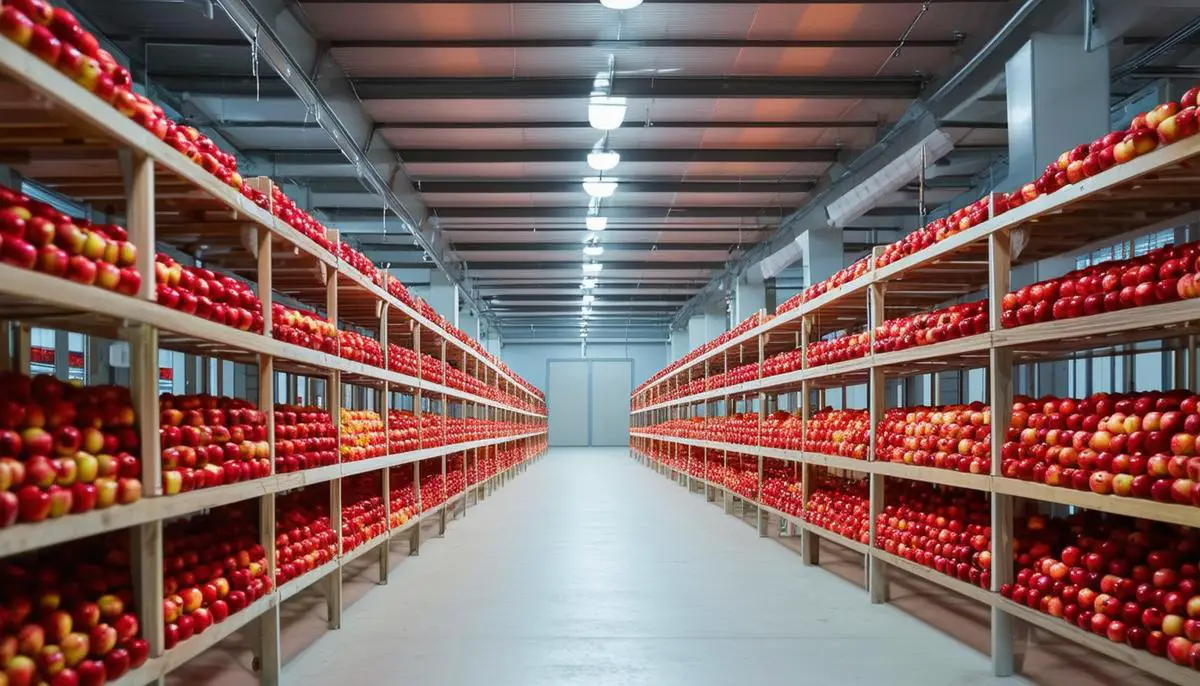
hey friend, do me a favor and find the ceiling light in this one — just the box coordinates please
[583,244,604,256]
[582,262,604,273]
[582,294,596,304]
[583,177,618,198]
[580,278,598,289]
[599,0,643,10]
[582,307,593,316]
[588,150,620,172]
[580,331,588,338]
[588,96,627,131]
[586,216,608,232]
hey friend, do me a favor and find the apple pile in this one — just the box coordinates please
[635,312,766,397]
[274,486,336,586]
[418,457,447,511]
[154,255,264,333]
[388,464,417,529]
[875,197,996,269]
[387,411,420,454]
[338,409,386,462]
[0,0,258,196]
[387,344,420,379]
[1001,240,1198,327]
[341,474,386,554]
[805,476,870,544]
[0,187,141,296]
[873,300,989,353]
[161,503,270,650]
[876,402,992,474]
[1000,510,1200,670]
[1001,391,1200,507]
[268,186,334,253]
[798,256,872,305]
[271,304,336,354]
[804,409,869,459]
[760,459,803,516]
[337,330,383,368]
[807,331,869,367]
[721,452,759,501]
[0,534,149,686]
[337,243,377,283]
[875,88,1200,272]
[874,481,992,589]
[273,404,336,474]
[762,350,804,379]
[0,372,141,527]
[159,394,269,494]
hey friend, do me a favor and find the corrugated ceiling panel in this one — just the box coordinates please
[404,161,826,179]
[746,3,1001,42]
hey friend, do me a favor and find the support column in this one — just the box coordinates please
[1004,33,1110,191]
[1004,33,1109,396]
[688,302,726,350]
[427,271,460,329]
[669,329,689,362]
[800,227,844,291]
[733,273,766,324]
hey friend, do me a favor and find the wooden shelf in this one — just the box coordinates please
[872,548,996,607]
[0,432,547,559]
[634,433,1200,527]
[997,598,1200,686]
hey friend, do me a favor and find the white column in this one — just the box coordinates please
[426,271,460,328]
[670,330,689,361]
[733,273,766,323]
[1004,33,1110,192]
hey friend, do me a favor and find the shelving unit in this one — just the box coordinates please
[0,33,547,686]
[630,125,1200,686]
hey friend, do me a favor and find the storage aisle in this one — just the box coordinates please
[283,447,1029,686]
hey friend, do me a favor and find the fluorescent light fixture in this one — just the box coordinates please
[580,278,598,289]
[582,177,618,198]
[588,96,627,130]
[582,262,604,273]
[586,216,608,231]
[582,294,596,304]
[580,331,588,338]
[588,150,620,172]
[600,0,643,9]
[583,244,604,256]
[825,129,955,228]
[582,307,593,316]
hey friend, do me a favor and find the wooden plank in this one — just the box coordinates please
[873,548,997,607]
[993,477,1200,528]
[997,598,1200,686]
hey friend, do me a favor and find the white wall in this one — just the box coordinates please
[500,342,669,390]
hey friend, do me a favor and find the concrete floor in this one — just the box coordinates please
[281,447,1035,686]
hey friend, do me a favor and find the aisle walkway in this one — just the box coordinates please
[285,448,1029,685]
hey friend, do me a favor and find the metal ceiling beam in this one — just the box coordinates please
[439,226,763,235]
[331,37,963,49]
[303,0,1001,4]
[453,243,736,252]
[189,117,1005,131]
[486,294,692,302]
[372,207,793,220]
[398,148,843,164]
[352,76,925,100]
[466,262,724,271]
[210,0,496,328]
[146,74,925,100]
[313,178,814,194]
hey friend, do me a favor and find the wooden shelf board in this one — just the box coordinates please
[997,597,1200,686]
[993,477,1200,528]
[871,462,992,492]
[872,548,996,607]
[277,559,340,603]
